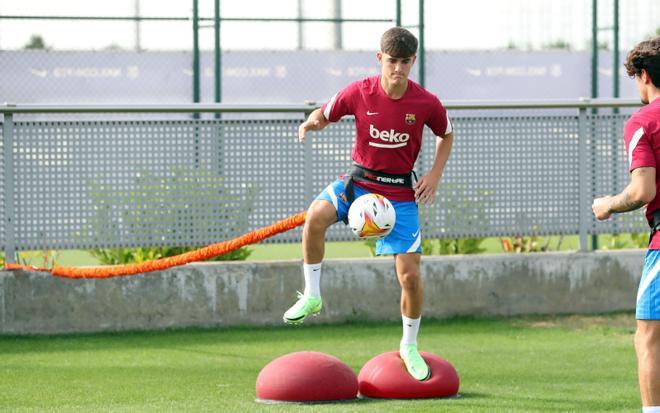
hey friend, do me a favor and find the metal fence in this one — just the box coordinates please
[0,99,646,262]
[2,0,659,103]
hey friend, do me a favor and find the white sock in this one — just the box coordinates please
[303,263,322,298]
[643,407,660,413]
[400,315,421,347]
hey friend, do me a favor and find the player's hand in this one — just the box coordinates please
[298,119,321,143]
[592,196,613,220]
[414,174,440,205]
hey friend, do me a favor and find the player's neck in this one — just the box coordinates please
[380,76,408,100]
[648,89,660,104]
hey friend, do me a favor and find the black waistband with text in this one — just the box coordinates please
[348,163,413,188]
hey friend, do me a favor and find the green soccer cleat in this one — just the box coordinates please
[283,292,322,324]
[400,344,431,381]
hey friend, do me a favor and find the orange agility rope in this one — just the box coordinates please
[5,211,306,279]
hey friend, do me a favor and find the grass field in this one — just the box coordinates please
[0,313,640,412]
[14,232,646,267]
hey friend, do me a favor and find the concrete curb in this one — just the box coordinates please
[0,250,644,335]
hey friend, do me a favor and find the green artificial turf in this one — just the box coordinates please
[0,313,640,412]
[12,232,647,267]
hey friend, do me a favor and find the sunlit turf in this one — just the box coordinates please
[0,313,640,412]
[12,232,646,267]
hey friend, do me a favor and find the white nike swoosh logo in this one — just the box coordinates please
[412,230,420,237]
[367,111,379,116]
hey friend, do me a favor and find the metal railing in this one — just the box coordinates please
[0,98,640,113]
[0,99,644,263]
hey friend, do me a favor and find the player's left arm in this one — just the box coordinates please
[414,132,453,205]
[592,167,656,220]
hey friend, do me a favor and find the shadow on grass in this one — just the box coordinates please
[255,392,488,406]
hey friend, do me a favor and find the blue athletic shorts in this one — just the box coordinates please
[316,179,421,256]
[637,249,660,320]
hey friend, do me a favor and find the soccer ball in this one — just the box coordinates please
[347,194,396,239]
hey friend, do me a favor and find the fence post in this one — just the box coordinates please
[578,106,591,251]
[3,113,16,263]
[418,0,425,88]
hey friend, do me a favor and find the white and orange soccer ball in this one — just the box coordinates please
[347,194,396,239]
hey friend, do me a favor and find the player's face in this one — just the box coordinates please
[378,52,416,85]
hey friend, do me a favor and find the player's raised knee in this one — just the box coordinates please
[305,200,337,230]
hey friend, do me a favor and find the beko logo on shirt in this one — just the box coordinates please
[368,124,409,148]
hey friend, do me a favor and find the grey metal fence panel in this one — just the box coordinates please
[0,119,4,249]
[590,113,648,235]
[222,118,306,243]
[11,119,261,249]
[419,114,582,238]
[0,101,649,253]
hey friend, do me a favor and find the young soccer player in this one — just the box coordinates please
[592,36,660,412]
[283,27,454,381]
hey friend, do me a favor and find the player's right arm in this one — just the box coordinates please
[592,167,656,220]
[299,82,358,143]
[298,108,330,143]
[593,120,657,220]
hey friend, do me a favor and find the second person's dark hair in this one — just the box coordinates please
[624,36,660,88]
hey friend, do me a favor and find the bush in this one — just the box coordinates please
[364,236,486,256]
[89,245,252,265]
[81,166,256,250]
[630,232,649,249]
[16,250,58,267]
[434,237,487,255]
[600,232,648,250]
[500,235,555,253]
[82,165,257,265]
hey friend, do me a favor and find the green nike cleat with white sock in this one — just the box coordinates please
[283,292,322,324]
[400,343,431,381]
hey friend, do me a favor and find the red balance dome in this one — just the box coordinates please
[256,351,358,402]
[358,351,459,399]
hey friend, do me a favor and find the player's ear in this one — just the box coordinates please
[641,69,651,85]
[376,51,383,64]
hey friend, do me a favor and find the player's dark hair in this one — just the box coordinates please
[380,27,418,58]
[625,36,660,88]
